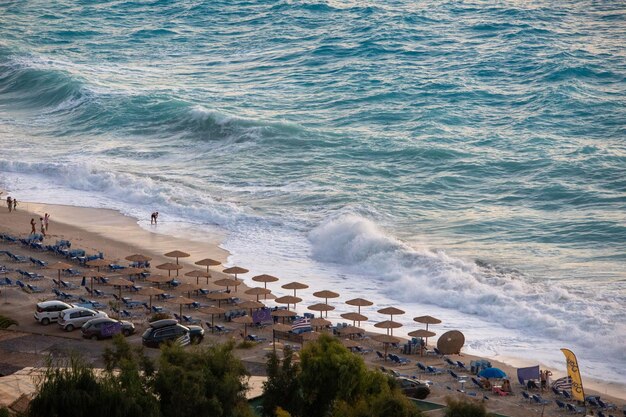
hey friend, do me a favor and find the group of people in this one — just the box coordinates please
[6,196,17,212]
[30,213,50,236]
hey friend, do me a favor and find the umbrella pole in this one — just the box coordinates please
[149,295,153,309]
[180,304,182,321]
[211,314,214,333]
[90,277,94,293]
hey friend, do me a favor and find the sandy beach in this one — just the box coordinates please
[0,201,624,416]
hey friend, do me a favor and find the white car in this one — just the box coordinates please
[34,300,73,325]
[58,307,108,331]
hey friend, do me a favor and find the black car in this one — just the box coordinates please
[141,319,204,348]
[396,377,431,400]
[82,317,135,340]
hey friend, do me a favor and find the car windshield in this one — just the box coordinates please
[142,328,154,338]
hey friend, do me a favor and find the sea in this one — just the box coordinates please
[0,1,624,385]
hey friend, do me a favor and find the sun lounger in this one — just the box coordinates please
[561,389,571,399]
[456,361,468,371]
[61,280,79,290]
[426,366,443,375]
[27,283,44,293]
[597,398,616,409]
[247,334,267,342]
[29,257,47,267]
[417,362,427,373]
[444,357,457,367]
[183,315,201,325]
[566,403,585,414]
[93,289,106,297]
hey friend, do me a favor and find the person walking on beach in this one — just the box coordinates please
[30,218,36,234]
[12,199,17,211]
[39,217,46,237]
[6,196,12,212]
[44,213,50,231]
[151,211,159,225]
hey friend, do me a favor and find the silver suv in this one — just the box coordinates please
[58,307,108,331]
[34,300,73,325]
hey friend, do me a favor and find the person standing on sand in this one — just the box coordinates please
[40,217,46,237]
[6,196,12,212]
[155,211,158,224]
[44,213,50,231]
[12,199,17,211]
[30,218,36,234]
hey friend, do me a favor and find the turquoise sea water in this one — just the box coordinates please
[0,1,625,384]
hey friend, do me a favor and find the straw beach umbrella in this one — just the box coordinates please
[310,317,331,330]
[222,266,248,291]
[374,320,402,336]
[408,329,436,355]
[274,295,302,311]
[125,254,152,263]
[207,291,232,307]
[308,303,335,318]
[341,312,368,327]
[156,262,182,277]
[139,286,164,308]
[232,315,253,337]
[107,277,134,317]
[252,274,278,288]
[271,309,297,324]
[237,300,264,317]
[85,270,109,293]
[313,290,340,305]
[372,334,401,362]
[47,261,73,287]
[164,250,190,275]
[281,281,308,297]
[378,306,405,322]
[214,277,241,292]
[337,326,364,339]
[176,282,201,298]
[195,258,221,275]
[414,315,441,348]
[167,295,195,321]
[146,274,172,287]
[201,305,225,333]
[345,298,373,314]
[185,269,210,285]
[86,259,111,271]
[245,287,272,301]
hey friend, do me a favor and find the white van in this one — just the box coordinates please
[58,307,108,331]
[34,300,73,325]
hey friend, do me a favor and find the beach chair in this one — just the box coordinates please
[375,351,385,360]
[417,362,427,373]
[183,315,201,325]
[61,280,78,290]
[426,366,443,375]
[16,280,28,291]
[587,397,600,408]
[566,403,585,414]
[247,334,267,342]
[444,357,457,367]
[562,389,572,399]
[555,399,567,411]
[456,361,468,371]
[521,391,532,403]
[597,398,616,410]
[93,289,106,297]
[471,377,486,390]
[27,284,44,293]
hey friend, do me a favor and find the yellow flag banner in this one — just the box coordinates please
[561,348,585,402]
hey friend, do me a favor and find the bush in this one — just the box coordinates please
[236,340,257,349]
[444,397,495,417]
[0,315,18,329]
[0,406,9,417]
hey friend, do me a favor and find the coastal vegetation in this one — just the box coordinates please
[262,334,422,417]
[0,315,17,329]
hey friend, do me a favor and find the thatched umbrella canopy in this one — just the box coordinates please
[146,274,172,287]
[374,320,403,336]
[252,274,279,292]
[237,300,264,317]
[340,312,368,327]
[206,291,232,307]
[302,332,320,342]
[408,329,436,353]
[437,330,465,355]
[345,298,373,314]
[222,266,248,278]
[164,250,190,274]
[337,326,364,339]
[176,282,201,298]
[245,287,272,301]
[125,254,152,263]
[271,309,297,324]
[310,317,331,330]
[372,333,402,361]
[413,315,442,349]
[195,258,221,274]
[167,295,196,320]
[84,269,109,292]
[313,290,340,305]
[378,306,405,322]
[274,295,302,311]
[201,305,225,333]
[121,267,144,282]
[107,277,134,317]
[272,323,292,332]
[139,286,164,308]
[231,315,253,337]
[46,261,74,287]
[281,281,308,297]
[86,259,111,271]
[308,303,335,318]
[341,339,360,349]
[214,277,241,292]
[185,269,211,285]
[156,262,182,277]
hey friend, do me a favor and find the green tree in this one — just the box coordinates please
[262,346,302,417]
[154,341,253,417]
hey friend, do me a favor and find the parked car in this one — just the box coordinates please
[141,319,204,348]
[58,307,108,331]
[81,317,135,340]
[396,377,431,399]
[34,300,73,325]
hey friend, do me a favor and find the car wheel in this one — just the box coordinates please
[122,329,131,337]
[41,318,50,326]
[65,324,74,332]
[91,334,99,341]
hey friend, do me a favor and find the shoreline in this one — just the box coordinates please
[0,199,624,403]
